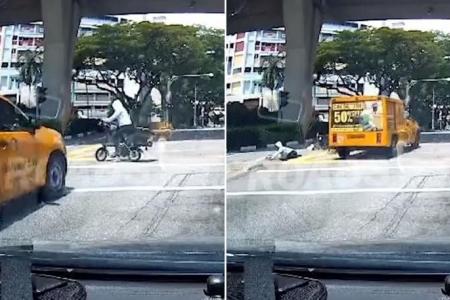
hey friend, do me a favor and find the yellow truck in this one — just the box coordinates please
[0,95,67,204]
[329,96,420,159]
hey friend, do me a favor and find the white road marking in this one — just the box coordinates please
[73,185,224,193]
[258,164,450,173]
[227,187,450,197]
[69,163,224,169]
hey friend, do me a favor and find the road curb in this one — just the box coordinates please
[237,140,305,153]
[64,130,97,140]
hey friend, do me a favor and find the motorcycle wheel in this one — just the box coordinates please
[129,149,142,162]
[95,147,108,162]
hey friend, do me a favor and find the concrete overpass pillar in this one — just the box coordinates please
[282,0,323,138]
[40,0,81,129]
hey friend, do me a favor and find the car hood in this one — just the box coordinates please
[227,238,450,274]
[0,238,224,275]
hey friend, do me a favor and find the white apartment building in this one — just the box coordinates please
[225,22,368,115]
[0,16,128,118]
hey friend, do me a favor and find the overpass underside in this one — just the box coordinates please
[228,0,450,136]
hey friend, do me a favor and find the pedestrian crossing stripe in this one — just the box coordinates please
[67,145,101,161]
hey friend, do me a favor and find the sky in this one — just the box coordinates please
[126,13,225,29]
[124,14,450,34]
[362,19,450,33]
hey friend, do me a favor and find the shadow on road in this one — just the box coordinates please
[65,132,104,146]
[102,158,158,163]
[0,188,73,231]
[343,146,420,160]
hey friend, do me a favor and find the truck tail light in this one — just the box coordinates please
[332,134,337,143]
[376,133,382,144]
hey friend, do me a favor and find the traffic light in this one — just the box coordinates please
[280,91,289,108]
[37,86,47,104]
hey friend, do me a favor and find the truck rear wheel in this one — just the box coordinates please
[412,131,420,149]
[337,148,349,159]
[386,137,401,158]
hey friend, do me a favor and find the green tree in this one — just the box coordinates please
[74,22,223,127]
[315,28,443,97]
[168,27,224,127]
[259,55,285,91]
[17,50,43,108]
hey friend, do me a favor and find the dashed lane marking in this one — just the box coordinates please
[73,185,224,193]
[227,187,450,197]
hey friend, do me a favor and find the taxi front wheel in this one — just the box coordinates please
[39,153,66,202]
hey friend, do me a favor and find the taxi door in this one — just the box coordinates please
[0,133,14,204]
[0,99,37,203]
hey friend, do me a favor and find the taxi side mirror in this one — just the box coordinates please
[28,118,41,133]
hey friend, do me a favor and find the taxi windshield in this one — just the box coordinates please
[226,17,450,260]
[0,9,225,262]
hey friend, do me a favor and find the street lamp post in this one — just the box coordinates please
[164,73,214,123]
[406,77,450,131]
[432,86,436,130]
[193,83,198,127]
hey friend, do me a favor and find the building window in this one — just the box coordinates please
[226,83,231,89]
[227,60,232,75]
[254,54,259,59]
[1,62,8,68]
[243,81,252,94]
[233,68,242,74]
[35,38,43,47]
[253,67,262,73]
[0,76,7,88]
[229,43,234,49]
[235,41,244,52]
[10,77,18,89]
[244,67,252,73]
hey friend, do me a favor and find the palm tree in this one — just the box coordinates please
[259,55,285,112]
[17,50,43,109]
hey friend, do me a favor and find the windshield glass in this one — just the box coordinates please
[0,8,225,265]
[226,16,450,258]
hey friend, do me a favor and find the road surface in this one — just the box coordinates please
[227,143,450,243]
[0,139,224,242]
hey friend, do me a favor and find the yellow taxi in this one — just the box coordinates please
[0,95,67,204]
[329,96,420,158]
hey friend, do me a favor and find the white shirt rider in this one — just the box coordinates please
[103,99,132,127]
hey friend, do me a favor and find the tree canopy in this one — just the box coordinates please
[315,27,444,98]
[73,22,223,127]
[259,55,285,91]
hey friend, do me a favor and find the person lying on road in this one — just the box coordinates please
[267,141,300,161]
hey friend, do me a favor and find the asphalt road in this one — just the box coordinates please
[0,139,224,242]
[227,143,450,243]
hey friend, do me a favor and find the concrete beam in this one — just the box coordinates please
[79,0,224,16]
[40,0,81,128]
[281,0,323,137]
[227,0,450,34]
[0,0,223,26]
